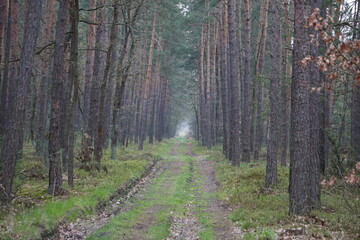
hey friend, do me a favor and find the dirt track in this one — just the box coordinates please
[50,140,241,240]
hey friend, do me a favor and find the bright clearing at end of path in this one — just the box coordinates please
[176,120,191,137]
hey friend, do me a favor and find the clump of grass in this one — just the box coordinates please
[242,228,276,240]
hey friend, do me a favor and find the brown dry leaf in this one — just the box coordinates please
[319,64,328,72]
[327,73,338,81]
[322,34,333,43]
[317,56,328,72]
[301,56,314,67]
[327,15,334,23]
[328,176,337,186]
[356,74,360,85]
[350,56,360,66]
[355,40,360,49]
[341,61,350,70]
[321,180,329,188]
[356,162,360,170]
[322,20,328,29]
[326,84,333,91]
[315,23,322,31]
[344,169,360,186]
[339,43,352,53]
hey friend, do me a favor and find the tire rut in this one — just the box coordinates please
[189,143,242,240]
[48,160,163,240]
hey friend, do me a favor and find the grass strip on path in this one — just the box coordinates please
[88,139,219,240]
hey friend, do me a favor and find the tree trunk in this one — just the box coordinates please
[199,26,206,146]
[0,0,19,137]
[253,0,269,161]
[0,0,42,202]
[94,0,120,165]
[212,23,219,146]
[88,0,106,166]
[308,0,322,210]
[35,0,56,163]
[82,0,96,146]
[289,0,315,215]
[205,0,212,148]
[149,47,161,144]
[228,0,241,165]
[0,0,7,135]
[156,76,168,142]
[241,0,252,163]
[352,11,360,163]
[279,0,291,167]
[48,0,69,195]
[138,12,157,150]
[265,0,281,187]
[66,0,79,188]
[220,1,230,158]
[111,3,139,158]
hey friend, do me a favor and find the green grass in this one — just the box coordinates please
[0,140,173,240]
[88,139,217,240]
[192,143,360,239]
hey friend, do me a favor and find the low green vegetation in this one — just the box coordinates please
[0,140,172,240]
[193,144,359,239]
[88,139,215,240]
[2,139,358,240]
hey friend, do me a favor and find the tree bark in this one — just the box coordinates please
[290,0,317,215]
[228,0,241,165]
[111,1,141,158]
[88,0,106,166]
[48,0,69,195]
[66,0,80,188]
[220,1,230,158]
[0,0,42,202]
[241,0,252,163]
[199,25,206,146]
[35,0,56,163]
[253,0,269,161]
[149,39,162,144]
[205,0,212,148]
[279,0,291,167]
[0,0,7,135]
[94,0,120,165]
[352,10,360,163]
[307,0,322,210]
[265,0,281,187]
[82,0,96,146]
[0,0,19,137]
[138,12,157,150]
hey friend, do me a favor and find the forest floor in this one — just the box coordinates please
[51,140,242,239]
[1,139,359,240]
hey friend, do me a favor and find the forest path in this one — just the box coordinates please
[53,139,241,240]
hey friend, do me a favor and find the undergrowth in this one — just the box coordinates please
[192,143,359,239]
[0,139,172,240]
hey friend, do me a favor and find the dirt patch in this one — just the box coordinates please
[198,156,242,240]
[188,141,242,240]
[116,142,187,239]
[169,142,180,156]
[121,204,166,240]
[184,142,197,157]
[167,202,201,240]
